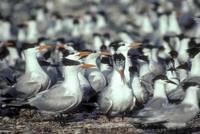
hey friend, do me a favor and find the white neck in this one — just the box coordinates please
[174,37,180,50]
[131,74,141,89]
[179,38,189,52]
[178,69,188,81]
[97,15,106,28]
[182,87,199,108]
[178,39,190,62]
[72,25,80,37]
[27,21,38,40]
[7,47,19,60]
[55,19,63,31]
[168,12,181,34]
[94,36,102,51]
[153,81,167,98]
[110,69,125,86]
[179,38,189,55]
[151,49,158,62]
[191,53,200,76]
[2,22,11,40]
[62,66,81,92]
[141,16,153,33]
[163,41,171,54]
[174,58,180,67]
[105,39,110,47]
[159,15,168,35]
[119,33,132,43]
[24,48,43,73]
[37,9,45,22]
[139,62,149,76]
[18,29,26,41]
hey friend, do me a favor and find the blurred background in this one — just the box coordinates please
[0,0,200,43]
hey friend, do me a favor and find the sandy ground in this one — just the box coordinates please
[0,107,200,134]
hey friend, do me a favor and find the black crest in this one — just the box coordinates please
[176,62,190,71]
[0,46,9,59]
[187,47,200,58]
[169,50,178,58]
[20,42,37,51]
[62,58,80,66]
[153,75,168,83]
[113,53,125,62]
[183,82,199,91]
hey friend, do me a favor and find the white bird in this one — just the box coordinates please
[133,82,200,129]
[98,53,135,116]
[4,43,51,99]
[158,13,168,36]
[27,18,39,41]
[129,65,148,105]
[168,11,182,34]
[134,75,171,118]
[27,56,95,114]
[83,51,111,93]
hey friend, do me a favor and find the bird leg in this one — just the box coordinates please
[58,113,65,126]
[106,115,112,122]
[122,112,127,121]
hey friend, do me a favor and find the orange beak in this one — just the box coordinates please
[118,69,124,79]
[176,11,182,17]
[99,51,112,56]
[37,44,51,51]
[76,51,92,57]
[57,44,65,49]
[80,63,95,68]
[128,42,142,49]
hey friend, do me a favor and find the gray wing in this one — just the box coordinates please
[164,104,199,123]
[141,72,156,94]
[44,84,68,97]
[4,78,42,99]
[30,95,76,113]
[44,66,58,87]
[168,76,200,101]
[142,104,198,124]
[88,71,107,92]
[144,97,169,109]
[0,68,16,85]
[29,85,76,112]
[14,81,42,98]
[167,87,185,101]
[136,97,168,117]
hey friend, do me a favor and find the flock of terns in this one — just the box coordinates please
[1,0,200,130]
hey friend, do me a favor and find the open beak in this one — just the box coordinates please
[76,51,92,57]
[128,41,142,49]
[80,63,95,68]
[99,51,112,56]
[37,44,51,51]
[118,69,124,79]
